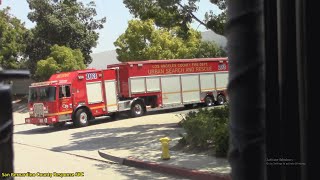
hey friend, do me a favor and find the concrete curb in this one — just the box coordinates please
[98,150,231,180]
[98,150,124,164]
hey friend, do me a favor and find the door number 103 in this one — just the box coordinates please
[86,73,98,80]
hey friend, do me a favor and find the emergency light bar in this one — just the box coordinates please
[31,80,58,87]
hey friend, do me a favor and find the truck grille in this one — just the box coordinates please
[33,103,44,117]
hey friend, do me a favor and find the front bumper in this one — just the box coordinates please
[25,116,58,125]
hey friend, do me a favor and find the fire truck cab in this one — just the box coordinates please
[25,69,118,127]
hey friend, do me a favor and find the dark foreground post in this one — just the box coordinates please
[0,84,14,178]
[226,0,266,180]
[0,69,29,179]
[227,0,314,179]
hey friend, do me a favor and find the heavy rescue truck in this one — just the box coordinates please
[25,58,228,127]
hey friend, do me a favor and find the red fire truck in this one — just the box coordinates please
[25,58,228,127]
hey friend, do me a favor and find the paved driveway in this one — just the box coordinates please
[12,106,196,179]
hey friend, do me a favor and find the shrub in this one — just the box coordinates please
[180,105,229,157]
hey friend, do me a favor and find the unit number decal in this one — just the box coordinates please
[62,104,69,109]
[86,73,98,80]
[218,64,227,71]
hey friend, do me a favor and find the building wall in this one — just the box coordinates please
[10,79,34,95]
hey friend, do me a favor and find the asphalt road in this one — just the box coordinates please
[11,105,200,180]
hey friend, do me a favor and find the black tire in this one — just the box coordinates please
[74,108,90,127]
[53,122,66,128]
[216,94,226,105]
[205,96,214,107]
[130,101,145,117]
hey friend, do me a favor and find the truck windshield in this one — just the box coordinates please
[28,88,38,102]
[28,86,56,102]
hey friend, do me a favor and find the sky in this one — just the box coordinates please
[0,0,220,53]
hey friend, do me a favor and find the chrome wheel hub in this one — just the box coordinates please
[80,112,88,124]
[134,104,142,115]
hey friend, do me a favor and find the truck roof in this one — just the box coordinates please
[31,69,98,87]
[49,69,100,84]
[107,57,228,67]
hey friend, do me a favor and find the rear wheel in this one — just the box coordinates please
[131,101,146,117]
[205,96,214,106]
[216,94,226,105]
[74,109,90,127]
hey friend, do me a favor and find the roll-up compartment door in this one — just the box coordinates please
[104,80,117,112]
[161,76,181,105]
[146,77,160,92]
[86,82,103,104]
[181,75,200,103]
[200,73,215,92]
[130,78,145,94]
[215,73,229,90]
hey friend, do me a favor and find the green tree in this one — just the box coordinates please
[195,41,226,58]
[0,7,29,69]
[26,0,106,76]
[114,19,224,62]
[123,0,226,36]
[35,45,86,81]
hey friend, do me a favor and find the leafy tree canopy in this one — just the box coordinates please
[26,0,106,76]
[123,0,226,36]
[35,44,86,81]
[114,19,224,62]
[0,7,29,69]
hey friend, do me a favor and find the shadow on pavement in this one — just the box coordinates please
[14,105,199,135]
[14,103,229,176]
[14,124,75,135]
[50,123,188,178]
[48,122,228,173]
[50,123,180,152]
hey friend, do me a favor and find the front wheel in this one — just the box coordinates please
[216,94,226,105]
[74,109,90,127]
[131,101,146,117]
